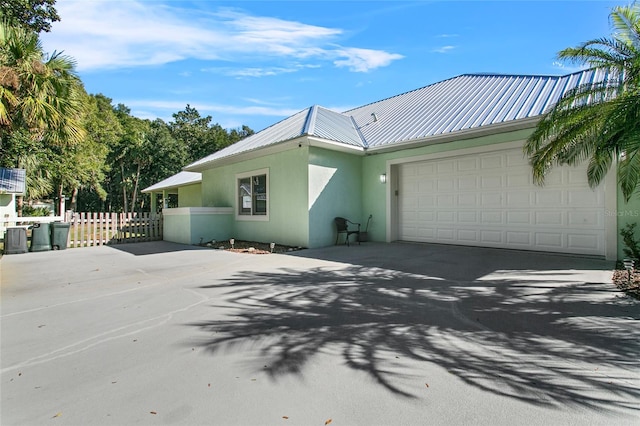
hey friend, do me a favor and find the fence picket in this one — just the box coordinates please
[63,211,162,248]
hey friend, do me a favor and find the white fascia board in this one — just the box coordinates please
[184,136,307,171]
[305,136,366,154]
[366,117,539,155]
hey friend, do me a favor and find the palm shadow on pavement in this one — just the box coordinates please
[187,245,639,414]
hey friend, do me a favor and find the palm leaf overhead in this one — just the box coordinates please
[525,3,640,201]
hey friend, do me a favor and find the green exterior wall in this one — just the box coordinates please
[178,183,202,207]
[308,147,363,247]
[201,146,310,247]
[163,207,233,245]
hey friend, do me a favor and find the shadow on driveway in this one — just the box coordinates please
[188,243,639,414]
[107,241,210,256]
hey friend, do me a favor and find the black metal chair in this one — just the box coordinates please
[334,217,361,246]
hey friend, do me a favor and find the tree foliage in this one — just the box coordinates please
[0,20,255,215]
[0,0,60,33]
[525,3,640,201]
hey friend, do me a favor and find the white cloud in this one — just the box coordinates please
[333,47,404,73]
[123,99,301,118]
[551,61,586,73]
[432,45,456,54]
[42,0,402,73]
[436,34,459,38]
[203,64,322,78]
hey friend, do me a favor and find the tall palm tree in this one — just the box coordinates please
[524,3,640,201]
[0,20,86,214]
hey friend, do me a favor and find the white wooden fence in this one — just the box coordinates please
[65,212,163,248]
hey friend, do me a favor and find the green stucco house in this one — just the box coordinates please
[145,70,640,261]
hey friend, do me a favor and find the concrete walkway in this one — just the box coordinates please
[1,241,638,425]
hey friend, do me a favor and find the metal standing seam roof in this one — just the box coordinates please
[184,69,612,171]
[185,105,364,170]
[141,171,201,193]
[0,167,26,194]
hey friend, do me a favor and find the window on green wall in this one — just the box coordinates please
[236,169,269,220]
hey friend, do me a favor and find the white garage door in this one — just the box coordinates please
[398,147,606,256]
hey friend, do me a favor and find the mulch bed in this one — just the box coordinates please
[201,239,304,254]
[612,269,640,300]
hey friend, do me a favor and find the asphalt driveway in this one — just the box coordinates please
[1,241,638,425]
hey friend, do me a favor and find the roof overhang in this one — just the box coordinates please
[184,117,539,172]
[184,135,366,172]
[366,117,539,155]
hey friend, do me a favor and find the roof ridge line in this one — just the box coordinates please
[303,105,318,135]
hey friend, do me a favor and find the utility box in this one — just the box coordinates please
[30,222,51,252]
[4,227,28,254]
[50,222,70,250]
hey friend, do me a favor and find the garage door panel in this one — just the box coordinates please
[535,191,563,206]
[398,146,606,256]
[568,190,603,207]
[437,228,456,240]
[437,178,455,191]
[458,229,478,241]
[568,233,602,251]
[568,210,601,227]
[457,193,477,206]
[457,211,478,223]
[506,192,531,207]
[481,175,503,189]
[418,195,435,208]
[481,155,503,169]
[458,176,478,190]
[437,194,455,207]
[481,193,502,206]
[506,152,528,167]
[506,231,531,245]
[535,233,563,248]
[457,158,478,171]
[480,230,503,243]
[437,211,455,222]
[437,161,455,173]
[507,211,531,224]
[507,173,530,187]
[481,211,503,224]
[534,211,563,226]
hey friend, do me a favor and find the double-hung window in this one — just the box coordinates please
[236,169,268,220]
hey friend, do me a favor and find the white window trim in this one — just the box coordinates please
[235,168,269,221]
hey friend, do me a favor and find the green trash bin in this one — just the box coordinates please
[30,222,51,252]
[50,222,70,250]
[4,227,28,254]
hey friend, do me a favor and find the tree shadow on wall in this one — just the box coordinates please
[188,264,639,414]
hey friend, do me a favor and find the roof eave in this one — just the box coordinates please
[184,136,308,171]
[141,181,200,194]
[367,117,540,154]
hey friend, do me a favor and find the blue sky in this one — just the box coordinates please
[41,0,619,132]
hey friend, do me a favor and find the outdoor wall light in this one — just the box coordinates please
[230,238,235,249]
[623,258,635,282]
[379,173,387,184]
[270,242,275,253]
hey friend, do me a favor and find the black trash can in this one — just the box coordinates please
[3,227,28,254]
[50,222,70,250]
[30,222,51,252]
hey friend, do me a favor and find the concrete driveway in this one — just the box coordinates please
[1,242,638,425]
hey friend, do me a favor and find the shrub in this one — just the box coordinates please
[22,205,52,217]
[620,223,640,262]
